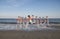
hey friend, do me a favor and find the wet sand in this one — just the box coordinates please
[0,30,60,39]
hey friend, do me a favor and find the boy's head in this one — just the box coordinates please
[28,15,30,17]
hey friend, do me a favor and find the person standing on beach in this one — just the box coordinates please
[25,15,32,28]
[16,16,23,30]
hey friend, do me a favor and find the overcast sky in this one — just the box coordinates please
[0,0,60,18]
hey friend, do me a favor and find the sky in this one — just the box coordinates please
[0,0,60,18]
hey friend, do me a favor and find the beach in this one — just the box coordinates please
[0,30,60,39]
[0,24,60,39]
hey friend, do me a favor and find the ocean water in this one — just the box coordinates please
[0,18,60,24]
[0,18,17,24]
[49,18,60,24]
[0,18,60,31]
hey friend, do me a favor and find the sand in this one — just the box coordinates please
[0,30,60,39]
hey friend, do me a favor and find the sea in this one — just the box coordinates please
[0,18,60,31]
